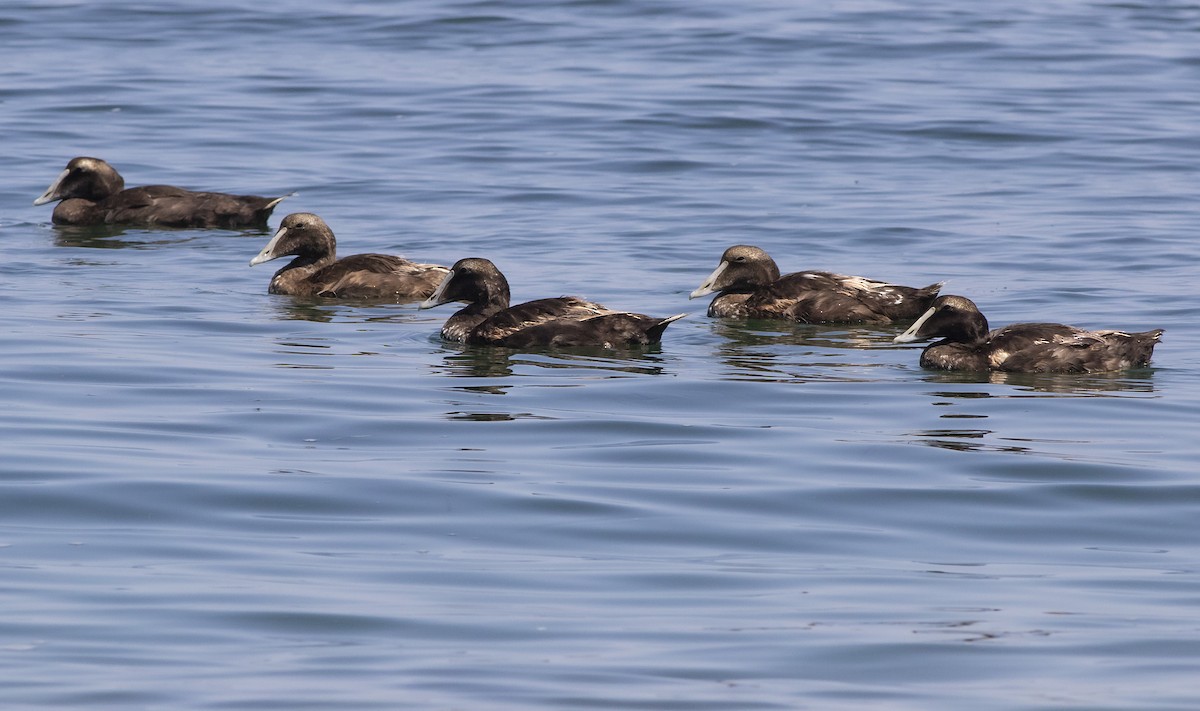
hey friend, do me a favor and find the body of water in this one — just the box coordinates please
[2,1,1199,708]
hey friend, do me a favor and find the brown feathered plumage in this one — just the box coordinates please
[894,295,1163,373]
[690,245,942,324]
[250,212,448,300]
[420,257,686,348]
[34,157,289,228]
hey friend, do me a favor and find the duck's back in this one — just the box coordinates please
[991,324,1163,373]
[312,255,448,300]
[467,297,612,345]
[98,185,283,228]
[495,312,684,349]
[744,271,940,324]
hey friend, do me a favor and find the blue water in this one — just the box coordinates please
[3,1,1200,709]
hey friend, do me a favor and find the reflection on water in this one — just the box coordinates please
[50,223,271,249]
[268,297,433,324]
[437,345,516,379]
[999,370,1158,396]
[710,319,902,383]
[52,223,202,250]
[920,369,1158,396]
[273,337,337,369]
[908,427,1037,454]
[712,319,895,350]
[435,342,673,379]
[271,299,338,323]
[443,410,553,422]
[432,344,675,422]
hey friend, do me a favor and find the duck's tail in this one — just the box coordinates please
[921,280,946,296]
[647,312,688,342]
[264,192,297,211]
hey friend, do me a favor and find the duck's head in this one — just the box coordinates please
[34,156,125,206]
[894,294,989,344]
[419,257,511,310]
[689,245,782,299]
[250,212,336,266]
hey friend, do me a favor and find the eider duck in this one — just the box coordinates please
[419,257,686,348]
[34,156,289,228]
[249,212,449,300]
[690,245,943,324]
[894,294,1163,373]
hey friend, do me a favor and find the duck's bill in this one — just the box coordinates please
[893,306,935,343]
[249,226,287,266]
[33,169,69,206]
[418,270,455,309]
[689,261,727,299]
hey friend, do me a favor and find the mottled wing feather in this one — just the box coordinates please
[742,271,938,324]
[494,312,656,348]
[314,255,449,300]
[103,187,280,228]
[990,324,1161,373]
[469,297,612,344]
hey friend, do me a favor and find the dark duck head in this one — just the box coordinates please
[689,245,781,299]
[894,295,989,345]
[419,258,512,341]
[34,156,125,206]
[420,257,511,314]
[250,212,337,269]
[34,156,125,223]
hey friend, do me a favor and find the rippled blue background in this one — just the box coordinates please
[3,1,1199,709]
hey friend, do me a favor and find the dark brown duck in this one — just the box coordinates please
[250,212,448,300]
[419,257,686,348]
[34,156,289,228]
[894,294,1163,373]
[690,245,942,324]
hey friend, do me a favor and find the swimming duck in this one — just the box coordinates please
[690,245,943,324]
[250,212,449,300]
[894,294,1163,373]
[34,156,289,228]
[419,257,686,348]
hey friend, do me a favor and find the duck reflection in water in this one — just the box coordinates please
[709,319,901,383]
[51,223,201,250]
[436,341,671,380]
[920,368,1158,395]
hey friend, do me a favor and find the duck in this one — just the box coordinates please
[419,257,686,348]
[893,294,1163,373]
[34,156,290,228]
[689,245,943,324]
[249,212,449,300]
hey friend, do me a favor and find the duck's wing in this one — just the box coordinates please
[102,186,284,228]
[987,323,1163,373]
[495,311,687,349]
[745,271,931,324]
[1041,328,1163,371]
[315,255,449,300]
[469,297,613,345]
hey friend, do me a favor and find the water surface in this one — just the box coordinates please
[3,1,1200,709]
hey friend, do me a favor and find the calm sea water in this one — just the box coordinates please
[3,1,1200,709]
